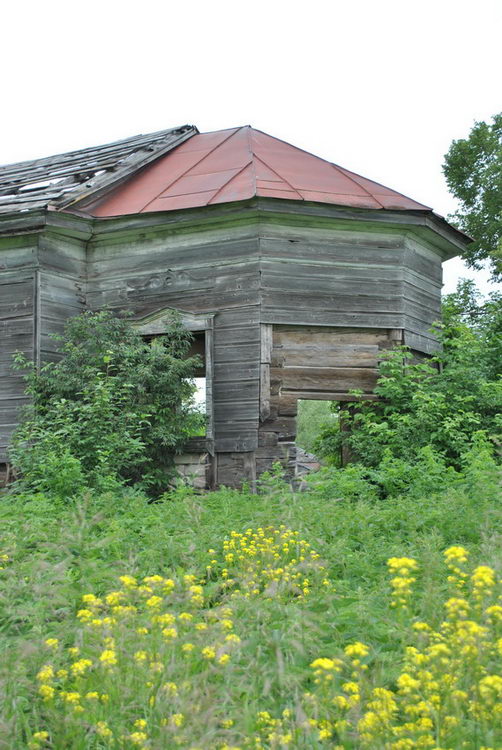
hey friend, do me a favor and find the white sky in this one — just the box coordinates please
[2,0,500,295]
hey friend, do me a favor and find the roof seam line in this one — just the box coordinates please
[140,127,244,213]
[253,155,303,198]
[206,160,254,205]
[329,163,385,209]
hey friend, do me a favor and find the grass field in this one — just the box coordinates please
[0,459,501,749]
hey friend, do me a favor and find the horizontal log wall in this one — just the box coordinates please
[0,204,449,485]
[257,324,398,476]
[38,231,87,363]
[86,224,262,474]
[0,233,39,461]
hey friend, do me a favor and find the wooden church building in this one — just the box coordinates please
[0,125,470,487]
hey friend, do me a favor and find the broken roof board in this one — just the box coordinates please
[0,125,197,214]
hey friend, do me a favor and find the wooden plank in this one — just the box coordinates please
[262,309,404,328]
[262,290,403,314]
[215,436,258,453]
[261,265,403,296]
[260,415,297,440]
[87,238,260,275]
[215,306,261,328]
[86,288,261,316]
[404,330,441,354]
[282,390,378,402]
[260,364,271,422]
[213,401,258,422]
[213,362,260,382]
[0,281,34,320]
[271,366,378,393]
[213,380,260,401]
[273,326,391,346]
[214,342,261,364]
[271,345,379,369]
[260,324,273,364]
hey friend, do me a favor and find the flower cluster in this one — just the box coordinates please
[27,536,501,749]
[207,525,328,600]
[298,548,502,748]
[387,556,419,610]
[444,545,469,590]
[32,569,243,748]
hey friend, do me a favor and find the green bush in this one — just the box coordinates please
[9,310,203,496]
[315,282,502,473]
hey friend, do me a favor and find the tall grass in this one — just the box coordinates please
[0,455,500,748]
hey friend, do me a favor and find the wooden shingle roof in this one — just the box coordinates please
[0,125,196,214]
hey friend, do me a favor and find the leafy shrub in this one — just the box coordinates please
[315,282,502,473]
[10,310,203,496]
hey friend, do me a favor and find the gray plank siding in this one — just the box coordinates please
[0,269,35,461]
[87,228,262,464]
[0,201,453,482]
[212,308,261,457]
[38,232,87,363]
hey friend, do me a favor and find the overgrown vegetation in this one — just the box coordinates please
[0,445,500,748]
[0,283,500,748]
[9,311,203,497]
[296,400,338,456]
[315,281,501,481]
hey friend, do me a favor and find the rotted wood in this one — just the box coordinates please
[0,126,196,215]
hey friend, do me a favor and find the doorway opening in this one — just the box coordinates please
[295,399,342,473]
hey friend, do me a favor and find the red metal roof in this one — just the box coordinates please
[87,126,431,217]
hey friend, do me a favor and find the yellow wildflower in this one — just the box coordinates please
[38,684,55,701]
[119,575,137,588]
[70,658,92,676]
[36,665,54,683]
[99,649,117,667]
[96,721,113,739]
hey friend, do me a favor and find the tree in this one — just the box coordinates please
[10,311,203,496]
[442,113,502,279]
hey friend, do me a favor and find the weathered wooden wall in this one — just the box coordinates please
[0,201,452,485]
[0,235,38,461]
[255,325,398,477]
[85,222,263,485]
[38,230,87,363]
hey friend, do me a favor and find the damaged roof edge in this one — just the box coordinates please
[0,125,198,215]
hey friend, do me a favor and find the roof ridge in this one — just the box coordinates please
[246,126,257,198]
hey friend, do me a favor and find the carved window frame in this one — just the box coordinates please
[133,308,215,442]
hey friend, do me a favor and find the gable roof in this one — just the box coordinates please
[86,125,432,216]
[0,125,196,215]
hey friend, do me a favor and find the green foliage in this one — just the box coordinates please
[0,450,500,748]
[295,399,338,455]
[9,310,203,496]
[443,112,502,278]
[315,282,502,475]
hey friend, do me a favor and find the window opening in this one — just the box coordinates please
[143,331,207,436]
